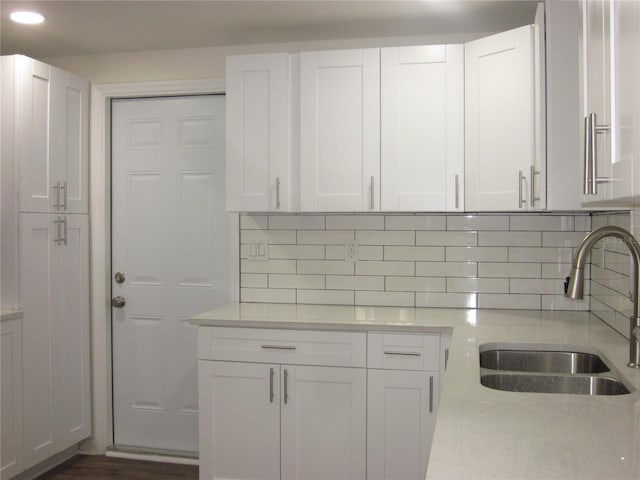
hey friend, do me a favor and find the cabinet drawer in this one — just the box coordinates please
[367,332,440,371]
[198,327,366,367]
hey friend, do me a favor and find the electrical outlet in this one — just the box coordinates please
[345,240,358,262]
[247,241,269,261]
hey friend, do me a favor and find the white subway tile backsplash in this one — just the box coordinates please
[386,276,446,292]
[385,215,446,231]
[510,278,564,295]
[238,212,604,312]
[542,231,589,247]
[478,294,541,310]
[509,214,576,232]
[240,273,268,288]
[269,274,325,289]
[478,262,541,278]
[298,289,354,305]
[241,259,296,274]
[446,246,508,262]
[326,214,384,230]
[384,246,444,261]
[326,275,385,291]
[298,260,355,275]
[356,230,415,246]
[416,261,477,277]
[478,231,541,247]
[416,292,477,308]
[240,215,268,230]
[447,277,509,294]
[241,288,296,303]
[356,260,415,276]
[509,247,574,263]
[269,214,325,230]
[356,291,415,307]
[268,244,325,260]
[241,229,297,245]
[298,230,354,244]
[416,231,477,246]
[447,214,509,231]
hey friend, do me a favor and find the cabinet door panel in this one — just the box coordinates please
[16,56,53,213]
[50,68,89,213]
[198,361,280,480]
[20,213,56,467]
[226,53,295,211]
[367,369,439,480]
[381,45,464,211]
[1,318,24,479]
[53,215,91,448]
[300,49,380,211]
[465,25,537,211]
[281,365,366,480]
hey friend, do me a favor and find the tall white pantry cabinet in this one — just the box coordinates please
[0,55,91,479]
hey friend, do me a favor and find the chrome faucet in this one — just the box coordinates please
[565,225,640,368]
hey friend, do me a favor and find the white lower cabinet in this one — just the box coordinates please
[197,326,442,480]
[1,317,24,480]
[19,212,91,470]
[367,370,439,480]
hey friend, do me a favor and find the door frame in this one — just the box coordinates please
[85,78,238,455]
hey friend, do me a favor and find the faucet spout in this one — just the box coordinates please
[565,226,640,368]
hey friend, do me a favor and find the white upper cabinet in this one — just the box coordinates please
[579,0,614,202]
[465,25,545,211]
[14,55,89,214]
[300,49,380,212]
[380,45,464,211]
[226,53,299,212]
[609,0,640,202]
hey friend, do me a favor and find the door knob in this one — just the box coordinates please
[111,296,126,308]
[114,271,126,284]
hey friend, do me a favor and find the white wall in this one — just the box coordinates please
[42,33,483,84]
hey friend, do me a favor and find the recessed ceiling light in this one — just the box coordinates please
[10,11,45,25]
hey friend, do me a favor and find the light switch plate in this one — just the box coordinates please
[345,240,358,262]
[247,241,269,261]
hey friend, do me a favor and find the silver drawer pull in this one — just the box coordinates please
[261,345,296,351]
[429,376,434,413]
[383,351,421,357]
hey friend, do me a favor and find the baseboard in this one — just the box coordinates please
[105,447,199,466]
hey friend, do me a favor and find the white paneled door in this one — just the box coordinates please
[111,96,228,454]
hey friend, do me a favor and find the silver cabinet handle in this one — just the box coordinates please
[518,171,526,208]
[53,216,62,245]
[445,348,449,370]
[583,115,592,195]
[61,182,67,211]
[370,176,375,210]
[283,368,289,404]
[275,177,281,210]
[53,182,60,210]
[383,351,421,357]
[62,216,67,245]
[261,344,296,351]
[586,112,612,194]
[454,174,460,210]
[269,367,275,403]
[429,376,434,413]
[530,166,540,207]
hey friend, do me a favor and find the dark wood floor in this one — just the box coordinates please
[36,455,198,480]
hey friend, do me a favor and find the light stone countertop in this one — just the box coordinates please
[191,303,640,480]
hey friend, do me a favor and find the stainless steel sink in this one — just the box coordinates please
[480,349,610,374]
[478,343,633,396]
[480,373,631,395]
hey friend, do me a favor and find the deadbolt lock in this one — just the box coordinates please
[114,271,126,284]
[111,296,126,308]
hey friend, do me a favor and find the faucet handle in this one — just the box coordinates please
[563,276,571,295]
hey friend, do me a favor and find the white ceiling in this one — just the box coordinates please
[1,0,540,59]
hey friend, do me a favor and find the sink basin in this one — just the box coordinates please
[480,373,631,395]
[480,349,610,374]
